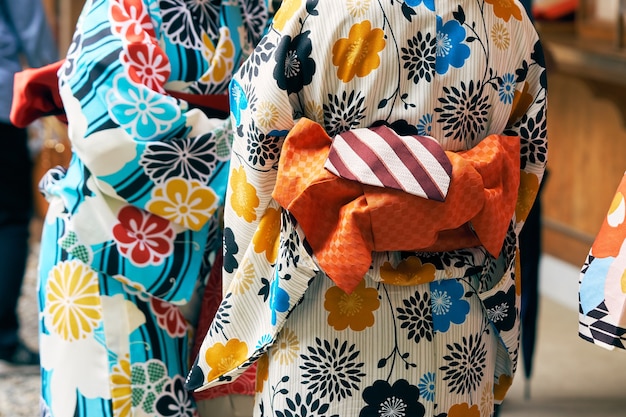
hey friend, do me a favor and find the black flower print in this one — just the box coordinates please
[359,379,425,417]
[276,392,339,417]
[279,211,301,269]
[300,338,366,402]
[439,333,487,395]
[239,0,270,47]
[273,31,316,94]
[506,107,547,169]
[240,36,276,82]
[140,134,218,184]
[208,293,233,337]
[396,290,434,343]
[160,0,221,48]
[401,31,437,84]
[323,90,367,137]
[483,286,516,332]
[223,227,239,274]
[244,119,282,167]
[435,80,491,144]
[154,376,195,417]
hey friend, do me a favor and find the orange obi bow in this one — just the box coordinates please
[272,118,520,294]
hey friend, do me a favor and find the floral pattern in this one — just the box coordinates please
[189,1,547,416]
[36,0,274,416]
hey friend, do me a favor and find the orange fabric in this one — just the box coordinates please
[272,118,520,294]
[11,60,66,128]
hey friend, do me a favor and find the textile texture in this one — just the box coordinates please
[187,1,548,417]
[30,1,273,416]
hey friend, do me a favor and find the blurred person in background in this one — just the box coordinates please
[0,0,58,367]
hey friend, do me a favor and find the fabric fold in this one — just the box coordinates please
[272,118,520,294]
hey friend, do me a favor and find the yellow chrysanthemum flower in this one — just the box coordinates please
[256,101,279,130]
[204,339,249,380]
[491,22,510,50]
[148,178,218,231]
[231,259,255,295]
[252,207,281,262]
[45,260,102,341]
[332,20,386,83]
[347,0,371,18]
[111,356,132,417]
[271,327,300,365]
[230,166,260,222]
[324,280,380,331]
[379,256,436,286]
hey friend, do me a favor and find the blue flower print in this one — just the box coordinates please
[435,16,470,75]
[405,0,435,11]
[499,73,516,104]
[107,75,182,141]
[418,372,436,402]
[416,113,433,136]
[430,279,470,332]
[269,271,290,325]
[230,78,248,126]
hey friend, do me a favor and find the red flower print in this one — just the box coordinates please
[110,0,156,42]
[113,205,175,266]
[122,43,170,93]
[150,298,189,337]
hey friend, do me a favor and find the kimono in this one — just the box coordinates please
[579,172,626,350]
[187,1,547,417]
[33,1,274,416]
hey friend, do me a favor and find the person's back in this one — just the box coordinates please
[0,0,57,368]
[188,1,547,416]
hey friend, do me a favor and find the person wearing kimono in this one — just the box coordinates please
[187,1,548,416]
[9,1,276,416]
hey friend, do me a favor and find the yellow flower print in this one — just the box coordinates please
[379,256,436,286]
[494,373,513,401]
[45,260,102,341]
[111,356,132,417]
[271,327,299,365]
[448,403,480,417]
[253,207,281,262]
[491,22,510,50]
[200,27,235,84]
[516,171,540,224]
[347,0,371,18]
[204,339,249,381]
[332,20,386,83]
[272,0,301,32]
[256,353,269,393]
[230,166,260,222]
[304,100,324,124]
[485,0,523,22]
[508,81,533,125]
[256,101,279,130]
[148,178,218,231]
[480,381,494,417]
[324,280,380,331]
[231,259,255,295]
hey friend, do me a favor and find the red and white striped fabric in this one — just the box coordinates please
[324,125,453,202]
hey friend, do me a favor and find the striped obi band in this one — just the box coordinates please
[324,125,453,202]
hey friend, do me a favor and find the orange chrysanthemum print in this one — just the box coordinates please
[204,339,249,381]
[448,402,480,417]
[332,20,386,83]
[485,0,523,22]
[515,170,540,224]
[230,166,260,222]
[491,22,510,50]
[272,0,301,31]
[45,260,102,341]
[271,327,300,365]
[379,256,436,286]
[111,356,132,417]
[253,207,281,262]
[148,178,218,231]
[324,280,380,331]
